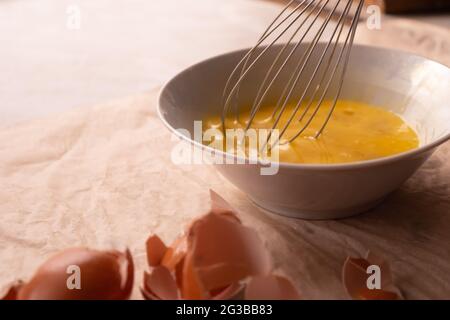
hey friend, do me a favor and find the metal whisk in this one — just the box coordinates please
[222,0,364,146]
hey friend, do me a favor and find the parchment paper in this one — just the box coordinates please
[0,17,449,300]
[0,89,449,299]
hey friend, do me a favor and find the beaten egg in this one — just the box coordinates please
[203,100,419,164]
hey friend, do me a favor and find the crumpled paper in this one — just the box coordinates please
[1,16,450,299]
[0,89,449,299]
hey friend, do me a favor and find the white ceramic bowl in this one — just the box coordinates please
[158,44,450,219]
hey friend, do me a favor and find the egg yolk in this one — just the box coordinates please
[203,100,419,164]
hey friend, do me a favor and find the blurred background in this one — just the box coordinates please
[1,0,449,125]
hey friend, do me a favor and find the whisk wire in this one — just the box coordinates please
[313,0,364,138]
[221,0,310,122]
[248,0,325,122]
[278,0,357,144]
[233,0,311,121]
[244,0,330,132]
[221,0,364,148]
[263,0,346,144]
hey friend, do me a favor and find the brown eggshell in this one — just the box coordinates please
[146,235,168,267]
[210,190,235,213]
[342,254,400,300]
[342,257,371,300]
[365,251,392,287]
[0,281,23,300]
[161,235,187,272]
[142,191,275,300]
[212,282,244,300]
[17,247,134,300]
[174,256,185,289]
[142,266,179,300]
[245,275,301,300]
[209,190,241,224]
[357,288,400,300]
[181,251,208,299]
[140,284,160,300]
[187,212,272,292]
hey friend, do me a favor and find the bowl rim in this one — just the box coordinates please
[157,44,450,171]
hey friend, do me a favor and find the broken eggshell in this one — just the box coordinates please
[146,235,168,267]
[342,251,402,300]
[0,280,23,300]
[142,266,179,300]
[186,211,272,294]
[142,214,252,300]
[142,190,298,300]
[4,247,134,300]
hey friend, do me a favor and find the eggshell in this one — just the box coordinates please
[212,282,244,300]
[161,235,187,271]
[142,266,179,300]
[140,284,160,300]
[0,281,23,300]
[209,190,241,223]
[342,252,401,300]
[342,257,371,299]
[174,256,185,288]
[365,251,392,287]
[181,251,208,299]
[187,212,272,292]
[245,275,300,300]
[17,247,134,300]
[356,288,400,300]
[146,235,168,267]
[142,190,283,300]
